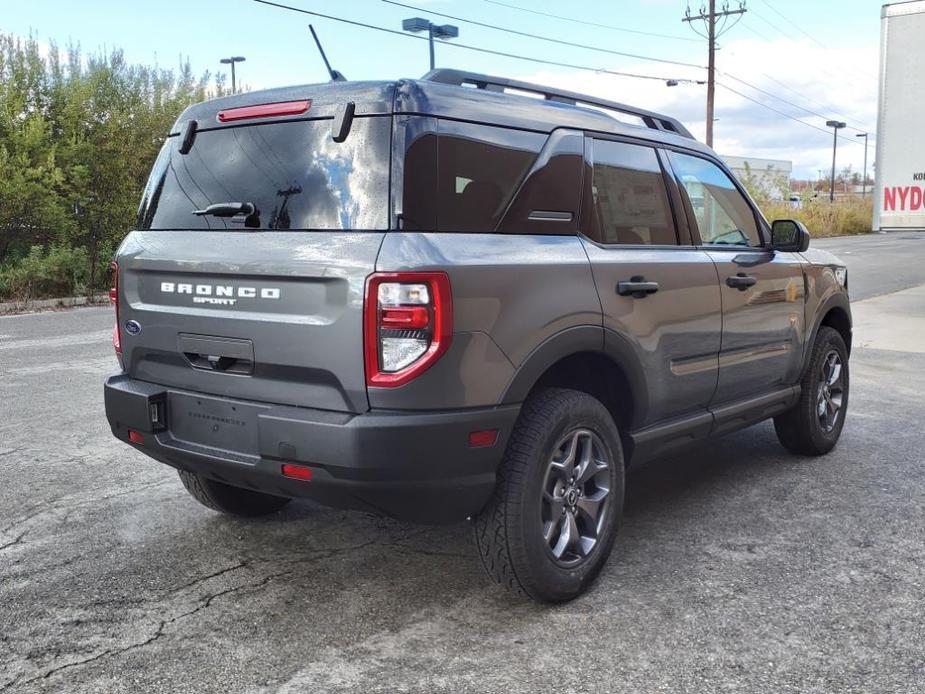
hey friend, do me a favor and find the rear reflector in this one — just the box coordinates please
[110,262,122,355]
[468,429,498,448]
[217,100,311,123]
[281,463,313,481]
[128,430,145,444]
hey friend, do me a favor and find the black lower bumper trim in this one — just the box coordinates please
[104,374,520,524]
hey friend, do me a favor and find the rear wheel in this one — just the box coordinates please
[473,388,624,602]
[774,326,849,455]
[178,470,291,517]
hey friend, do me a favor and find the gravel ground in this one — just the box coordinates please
[1,233,924,693]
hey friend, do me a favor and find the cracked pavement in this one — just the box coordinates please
[2,234,925,693]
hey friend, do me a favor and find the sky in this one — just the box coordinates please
[1,0,885,178]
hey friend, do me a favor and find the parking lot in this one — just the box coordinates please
[2,233,924,693]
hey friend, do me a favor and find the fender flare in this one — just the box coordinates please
[499,325,650,428]
[803,291,852,375]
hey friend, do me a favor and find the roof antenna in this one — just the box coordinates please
[309,25,346,82]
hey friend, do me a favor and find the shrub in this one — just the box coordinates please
[759,197,873,238]
[0,245,90,302]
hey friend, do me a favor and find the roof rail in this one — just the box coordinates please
[422,68,695,141]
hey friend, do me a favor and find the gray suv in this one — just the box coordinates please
[105,70,851,602]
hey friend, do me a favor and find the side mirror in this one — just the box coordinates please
[771,219,810,252]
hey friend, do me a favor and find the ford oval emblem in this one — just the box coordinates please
[124,320,142,336]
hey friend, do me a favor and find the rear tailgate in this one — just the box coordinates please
[118,105,394,414]
[118,231,382,413]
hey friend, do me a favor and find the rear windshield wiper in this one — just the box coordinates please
[192,202,261,229]
[192,202,255,217]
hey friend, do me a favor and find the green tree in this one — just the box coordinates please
[0,33,223,300]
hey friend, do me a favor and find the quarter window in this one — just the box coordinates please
[401,120,544,232]
[589,140,677,245]
[668,151,762,247]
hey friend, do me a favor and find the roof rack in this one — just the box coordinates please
[422,68,695,141]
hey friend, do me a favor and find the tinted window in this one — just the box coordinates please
[402,121,543,232]
[137,117,391,230]
[668,151,761,247]
[589,140,677,245]
[497,132,583,235]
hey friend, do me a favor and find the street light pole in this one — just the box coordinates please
[856,132,869,197]
[826,120,847,203]
[220,56,246,94]
[402,18,459,71]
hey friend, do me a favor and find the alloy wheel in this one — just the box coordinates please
[817,350,845,433]
[540,429,612,568]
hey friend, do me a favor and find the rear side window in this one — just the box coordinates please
[588,139,678,245]
[668,151,762,247]
[401,121,545,232]
[137,117,391,230]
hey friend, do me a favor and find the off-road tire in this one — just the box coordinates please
[178,470,291,517]
[473,388,625,603]
[774,326,849,456]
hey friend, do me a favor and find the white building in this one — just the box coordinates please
[721,155,793,200]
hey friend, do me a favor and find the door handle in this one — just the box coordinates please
[726,273,757,290]
[617,276,660,298]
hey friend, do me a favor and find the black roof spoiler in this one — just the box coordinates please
[422,68,695,141]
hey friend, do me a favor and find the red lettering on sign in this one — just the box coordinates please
[884,187,897,211]
[897,186,911,210]
[884,187,897,210]
[911,187,923,211]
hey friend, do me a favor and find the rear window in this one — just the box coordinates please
[137,117,391,230]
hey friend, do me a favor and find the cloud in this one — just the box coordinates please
[512,35,878,179]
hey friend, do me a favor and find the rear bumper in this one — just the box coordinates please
[104,374,519,524]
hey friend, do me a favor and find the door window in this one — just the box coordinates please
[588,139,678,245]
[668,151,762,247]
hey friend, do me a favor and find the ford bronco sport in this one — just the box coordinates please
[105,69,851,602]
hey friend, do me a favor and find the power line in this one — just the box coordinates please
[482,0,700,43]
[718,70,872,132]
[740,66,874,133]
[753,0,825,49]
[747,6,878,83]
[381,0,704,69]
[740,21,772,41]
[251,0,703,83]
[717,81,863,145]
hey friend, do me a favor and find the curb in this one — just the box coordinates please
[0,294,109,315]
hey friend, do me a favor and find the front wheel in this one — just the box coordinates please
[774,326,849,456]
[473,388,625,602]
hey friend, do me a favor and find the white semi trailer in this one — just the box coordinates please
[874,1,925,231]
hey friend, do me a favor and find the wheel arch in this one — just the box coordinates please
[805,292,852,370]
[499,326,648,462]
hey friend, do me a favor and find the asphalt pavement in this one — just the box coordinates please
[2,232,924,693]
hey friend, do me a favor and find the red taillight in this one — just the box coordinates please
[364,272,453,388]
[110,261,122,355]
[281,463,313,481]
[128,430,144,444]
[217,99,311,123]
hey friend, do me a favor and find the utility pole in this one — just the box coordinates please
[683,1,747,147]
